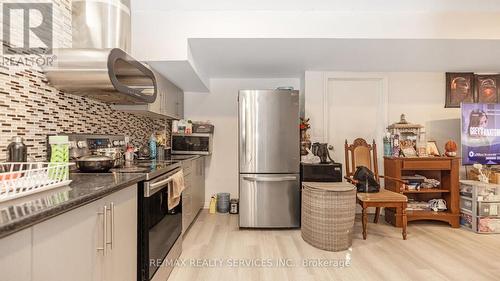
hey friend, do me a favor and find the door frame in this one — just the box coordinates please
[321,72,389,145]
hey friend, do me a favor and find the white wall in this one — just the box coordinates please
[305,71,461,151]
[184,78,301,206]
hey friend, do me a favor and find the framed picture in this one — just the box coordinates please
[445,72,474,108]
[401,147,417,157]
[426,141,440,156]
[475,74,500,104]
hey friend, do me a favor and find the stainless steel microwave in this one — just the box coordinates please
[171,133,212,155]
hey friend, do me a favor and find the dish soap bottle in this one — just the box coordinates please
[149,133,157,159]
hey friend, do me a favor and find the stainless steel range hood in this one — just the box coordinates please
[43,0,157,104]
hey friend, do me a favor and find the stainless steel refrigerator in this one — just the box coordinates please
[238,89,300,228]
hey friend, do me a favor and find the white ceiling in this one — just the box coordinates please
[188,38,500,78]
[148,61,209,92]
[134,0,500,12]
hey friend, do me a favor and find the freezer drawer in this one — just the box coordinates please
[239,174,300,228]
[238,90,300,174]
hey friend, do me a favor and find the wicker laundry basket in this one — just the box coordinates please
[301,182,356,251]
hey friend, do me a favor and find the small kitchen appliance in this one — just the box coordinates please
[171,133,213,155]
[301,162,343,182]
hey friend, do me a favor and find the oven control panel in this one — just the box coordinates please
[87,138,110,149]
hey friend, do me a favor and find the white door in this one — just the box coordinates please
[32,198,105,281]
[327,77,386,174]
[104,185,137,281]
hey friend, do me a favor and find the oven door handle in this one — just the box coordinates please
[145,178,173,197]
[144,168,180,197]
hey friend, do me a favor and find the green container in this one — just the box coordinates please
[48,136,69,180]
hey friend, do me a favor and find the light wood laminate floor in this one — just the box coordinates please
[169,212,500,281]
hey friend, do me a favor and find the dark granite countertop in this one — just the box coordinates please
[0,172,145,239]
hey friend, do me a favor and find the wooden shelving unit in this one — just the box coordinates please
[402,189,450,194]
[383,157,460,228]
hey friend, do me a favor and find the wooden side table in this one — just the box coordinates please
[383,157,460,228]
[357,190,408,240]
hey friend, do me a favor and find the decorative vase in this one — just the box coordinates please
[300,129,311,155]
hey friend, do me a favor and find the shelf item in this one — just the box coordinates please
[406,200,430,211]
[460,180,500,233]
[383,157,460,227]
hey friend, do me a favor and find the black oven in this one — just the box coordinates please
[138,167,182,281]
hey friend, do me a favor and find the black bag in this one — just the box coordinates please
[353,166,380,193]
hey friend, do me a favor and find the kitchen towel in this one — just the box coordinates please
[168,170,185,210]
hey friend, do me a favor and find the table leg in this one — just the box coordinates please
[401,205,407,240]
[374,207,381,223]
[362,206,368,240]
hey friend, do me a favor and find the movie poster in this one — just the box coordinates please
[462,103,500,165]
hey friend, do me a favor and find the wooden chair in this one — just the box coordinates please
[344,138,409,240]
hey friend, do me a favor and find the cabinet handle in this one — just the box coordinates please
[107,202,115,250]
[97,206,107,256]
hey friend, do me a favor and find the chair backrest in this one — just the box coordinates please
[344,138,379,181]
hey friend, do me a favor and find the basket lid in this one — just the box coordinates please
[302,182,355,192]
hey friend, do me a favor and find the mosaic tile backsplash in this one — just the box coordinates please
[0,0,171,162]
[0,66,171,162]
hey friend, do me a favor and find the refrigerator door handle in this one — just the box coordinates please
[241,96,246,164]
[242,176,297,182]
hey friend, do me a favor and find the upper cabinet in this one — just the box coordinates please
[113,69,184,120]
[160,73,184,120]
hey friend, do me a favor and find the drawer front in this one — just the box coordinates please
[460,184,473,199]
[460,198,473,213]
[478,217,500,233]
[478,202,500,216]
[402,160,451,170]
[460,212,473,230]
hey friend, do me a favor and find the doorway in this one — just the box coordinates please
[325,74,388,175]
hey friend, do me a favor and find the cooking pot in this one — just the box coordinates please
[76,155,115,172]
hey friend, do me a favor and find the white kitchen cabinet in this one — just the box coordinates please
[162,74,184,119]
[103,185,137,281]
[32,197,105,281]
[32,184,137,281]
[112,70,184,119]
[194,157,205,212]
[0,228,32,281]
[181,160,194,234]
[182,157,205,234]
